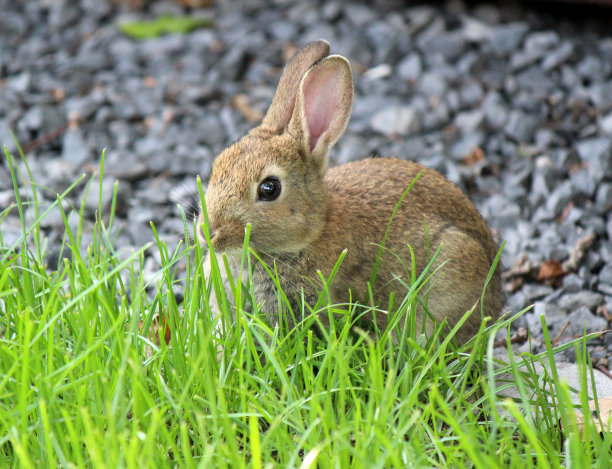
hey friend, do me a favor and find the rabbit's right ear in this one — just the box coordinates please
[288,55,354,172]
[261,40,330,133]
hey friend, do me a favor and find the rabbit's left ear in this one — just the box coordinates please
[288,55,354,172]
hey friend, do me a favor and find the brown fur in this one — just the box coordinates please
[200,40,502,344]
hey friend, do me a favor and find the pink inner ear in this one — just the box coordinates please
[303,67,342,152]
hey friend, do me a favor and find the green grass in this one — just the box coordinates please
[1,145,611,468]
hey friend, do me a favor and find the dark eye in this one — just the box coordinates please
[257,177,282,201]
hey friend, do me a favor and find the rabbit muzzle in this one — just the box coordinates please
[204,216,245,253]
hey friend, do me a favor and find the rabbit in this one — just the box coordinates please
[198,40,502,344]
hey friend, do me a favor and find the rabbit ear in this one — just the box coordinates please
[261,40,330,133]
[289,55,354,169]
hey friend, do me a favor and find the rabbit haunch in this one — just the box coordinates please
[199,40,502,343]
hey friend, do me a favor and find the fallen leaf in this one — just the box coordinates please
[572,397,612,434]
[537,259,566,287]
[119,15,213,40]
[460,146,485,166]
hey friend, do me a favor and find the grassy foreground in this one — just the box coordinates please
[1,148,611,468]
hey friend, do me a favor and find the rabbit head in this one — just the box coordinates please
[199,40,354,256]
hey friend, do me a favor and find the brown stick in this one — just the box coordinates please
[20,123,69,155]
[595,364,612,381]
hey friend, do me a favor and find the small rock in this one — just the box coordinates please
[81,0,112,19]
[599,264,612,285]
[197,114,226,150]
[541,42,574,71]
[524,31,560,55]
[596,183,612,210]
[370,105,421,136]
[450,132,485,160]
[106,150,148,181]
[19,106,64,134]
[0,190,15,209]
[335,135,367,165]
[48,0,79,30]
[600,242,612,264]
[418,31,465,61]
[562,273,586,292]
[558,291,604,313]
[566,306,608,336]
[599,112,612,135]
[7,72,32,93]
[461,16,493,43]
[505,110,537,142]
[405,6,435,35]
[488,22,529,55]
[459,82,484,108]
[417,71,447,97]
[520,284,555,304]
[588,82,612,113]
[577,55,609,82]
[481,92,508,130]
[397,53,422,81]
[576,138,612,182]
[65,94,103,121]
[454,110,486,134]
[510,50,541,71]
[544,181,574,218]
[569,169,596,198]
[343,3,377,26]
[61,128,90,166]
[82,177,131,217]
[422,100,450,130]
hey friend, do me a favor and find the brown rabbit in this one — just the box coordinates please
[199,40,502,343]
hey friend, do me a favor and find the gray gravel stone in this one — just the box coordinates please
[418,71,447,97]
[61,129,90,166]
[570,169,596,198]
[418,31,465,62]
[599,112,612,135]
[7,72,32,93]
[576,138,612,182]
[577,55,610,82]
[481,92,508,130]
[541,42,574,71]
[558,291,604,313]
[82,178,131,217]
[525,31,559,55]
[504,110,537,142]
[566,307,608,336]
[106,150,148,181]
[370,105,421,136]
[588,82,612,113]
[397,53,422,81]
[454,110,485,134]
[335,135,367,165]
[600,264,612,285]
[488,22,528,55]
[19,106,64,135]
[450,132,484,160]
[544,181,574,218]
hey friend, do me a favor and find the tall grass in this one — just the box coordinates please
[1,145,610,467]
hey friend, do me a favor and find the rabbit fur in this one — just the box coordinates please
[199,40,502,343]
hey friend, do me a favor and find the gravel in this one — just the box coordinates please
[1,0,612,366]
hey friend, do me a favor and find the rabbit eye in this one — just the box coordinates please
[257,177,282,201]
